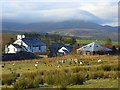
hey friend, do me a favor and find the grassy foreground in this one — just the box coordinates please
[1,55,119,89]
[69,79,118,88]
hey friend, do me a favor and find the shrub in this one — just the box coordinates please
[103,71,118,79]
[111,65,119,71]
[70,73,86,85]
[14,75,43,89]
[13,77,29,89]
[102,65,111,71]
[2,72,19,85]
[39,70,44,76]
[36,76,44,85]
[34,52,49,56]
[101,64,118,71]
[14,71,45,89]
[72,67,81,73]
[63,69,70,73]
[44,74,55,85]
[88,71,104,79]
[23,72,37,80]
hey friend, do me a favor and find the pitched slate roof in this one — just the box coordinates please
[77,42,112,51]
[58,47,70,54]
[64,46,73,52]
[22,38,46,46]
[50,43,64,49]
[12,44,22,48]
[50,43,73,53]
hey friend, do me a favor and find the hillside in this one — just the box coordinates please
[2,20,118,40]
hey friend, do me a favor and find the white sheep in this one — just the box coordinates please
[57,60,59,63]
[12,63,15,66]
[61,60,64,63]
[98,59,102,63]
[74,59,78,63]
[80,62,83,65]
[57,65,60,68]
[57,60,61,64]
[36,62,38,64]
[35,64,38,67]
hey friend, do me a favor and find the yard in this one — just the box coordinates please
[1,55,119,89]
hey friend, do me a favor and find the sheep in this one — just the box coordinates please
[74,59,78,63]
[12,63,15,66]
[64,59,67,63]
[35,64,38,67]
[57,60,61,64]
[79,62,83,65]
[36,62,38,64]
[98,59,102,63]
[57,65,60,68]
[57,60,65,64]
[67,58,71,62]
[61,60,64,63]
[49,64,52,67]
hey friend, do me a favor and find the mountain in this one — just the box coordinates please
[2,20,118,32]
[2,20,118,40]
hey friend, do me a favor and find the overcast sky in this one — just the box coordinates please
[1,0,119,26]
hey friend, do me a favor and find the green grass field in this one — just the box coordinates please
[68,79,118,88]
[1,79,118,89]
[76,39,119,45]
[2,55,118,74]
[1,55,119,89]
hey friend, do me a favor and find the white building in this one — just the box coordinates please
[77,42,112,55]
[57,47,70,55]
[5,35,46,54]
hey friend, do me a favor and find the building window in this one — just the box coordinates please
[14,48,16,52]
[8,48,10,52]
[39,47,41,50]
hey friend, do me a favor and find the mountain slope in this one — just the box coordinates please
[2,20,118,32]
[2,20,118,40]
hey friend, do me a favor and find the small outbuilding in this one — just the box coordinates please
[48,43,73,57]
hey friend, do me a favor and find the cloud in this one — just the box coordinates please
[2,8,102,23]
[79,1,118,25]
[1,0,119,26]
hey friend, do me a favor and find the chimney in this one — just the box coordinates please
[17,35,25,40]
[22,35,25,38]
[17,35,22,40]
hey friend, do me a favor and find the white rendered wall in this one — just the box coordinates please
[7,45,17,53]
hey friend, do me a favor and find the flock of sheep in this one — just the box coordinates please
[10,58,102,69]
[57,58,83,65]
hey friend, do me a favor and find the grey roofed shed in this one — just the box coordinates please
[78,42,104,51]
[77,42,112,55]
[77,42,112,51]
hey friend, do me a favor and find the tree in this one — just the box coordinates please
[112,46,117,55]
[71,37,77,45]
[24,32,41,38]
[7,38,15,44]
[105,38,112,46]
[45,33,49,38]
